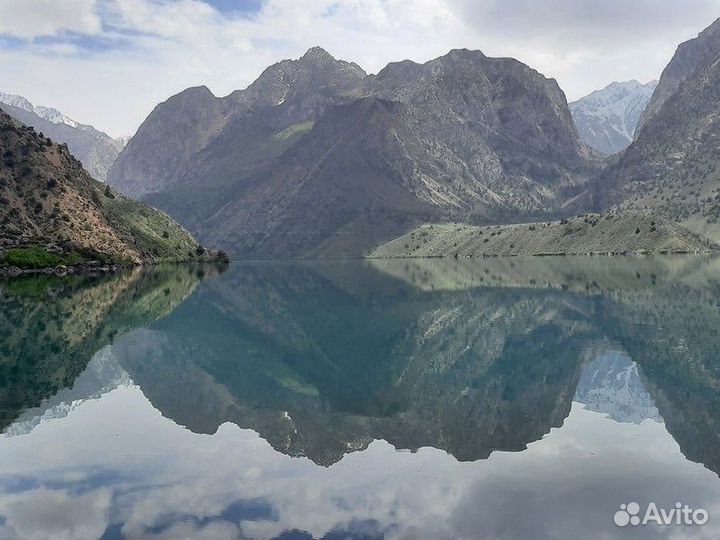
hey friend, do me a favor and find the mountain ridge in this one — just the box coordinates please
[569,80,657,155]
[109,46,598,258]
[591,17,720,244]
[0,91,126,182]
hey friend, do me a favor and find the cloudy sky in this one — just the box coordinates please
[1,0,719,137]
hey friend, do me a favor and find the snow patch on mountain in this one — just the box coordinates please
[569,80,658,156]
[0,90,80,128]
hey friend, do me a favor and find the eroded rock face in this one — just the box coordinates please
[637,18,720,131]
[590,18,720,243]
[108,47,597,258]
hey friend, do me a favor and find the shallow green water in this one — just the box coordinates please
[1,256,720,539]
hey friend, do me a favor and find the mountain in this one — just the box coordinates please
[637,18,720,130]
[108,47,366,202]
[108,47,597,258]
[569,80,657,155]
[592,18,720,244]
[0,108,220,268]
[0,91,125,182]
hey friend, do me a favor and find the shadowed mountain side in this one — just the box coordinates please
[109,48,597,258]
[0,265,206,431]
[201,99,434,258]
[113,263,602,465]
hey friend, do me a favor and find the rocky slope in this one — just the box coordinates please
[0,108,219,269]
[370,213,712,258]
[109,47,597,258]
[593,17,720,244]
[569,80,657,155]
[109,47,365,202]
[637,18,720,130]
[0,91,125,181]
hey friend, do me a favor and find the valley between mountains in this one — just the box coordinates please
[4,18,720,265]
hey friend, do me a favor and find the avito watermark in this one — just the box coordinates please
[614,502,709,527]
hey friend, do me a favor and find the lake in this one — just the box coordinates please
[1,257,719,539]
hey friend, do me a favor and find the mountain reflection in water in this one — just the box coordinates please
[1,256,720,540]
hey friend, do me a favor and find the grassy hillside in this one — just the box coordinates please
[370,213,715,258]
[0,108,226,269]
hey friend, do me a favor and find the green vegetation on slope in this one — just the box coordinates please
[95,180,208,263]
[370,213,716,259]
[0,108,226,269]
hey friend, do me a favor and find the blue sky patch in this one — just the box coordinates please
[202,0,263,15]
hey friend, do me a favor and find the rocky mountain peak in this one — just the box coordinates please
[109,48,596,258]
[569,79,658,155]
[300,45,335,63]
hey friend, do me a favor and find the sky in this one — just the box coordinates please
[0,0,719,138]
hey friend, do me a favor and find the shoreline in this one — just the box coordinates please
[365,248,717,260]
[0,258,228,277]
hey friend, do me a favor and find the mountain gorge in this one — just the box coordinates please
[109,48,597,258]
[0,91,125,182]
[569,80,657,155]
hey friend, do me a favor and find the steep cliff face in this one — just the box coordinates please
[108,48,596,258]
[592,18,720,243]
[637,18,720,130]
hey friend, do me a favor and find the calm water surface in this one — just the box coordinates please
[1,257,720,539]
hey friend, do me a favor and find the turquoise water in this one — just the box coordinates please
[1,257,720,539]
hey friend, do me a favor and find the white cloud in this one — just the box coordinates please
[0,0,101,38]
[0,0,718,136]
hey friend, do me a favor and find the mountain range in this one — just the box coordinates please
[569,80,657,155]
[4,17,720,263]
[0,91,126,182]
[108,47,598,258]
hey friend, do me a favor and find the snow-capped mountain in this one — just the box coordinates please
[0,90,80,128]
[569,80,658,156]
[0,91,125,181]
